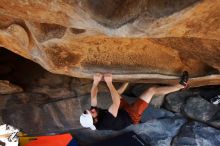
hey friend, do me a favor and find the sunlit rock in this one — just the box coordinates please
[0,0,219,86]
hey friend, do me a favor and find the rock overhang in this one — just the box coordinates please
[0,0,219,87]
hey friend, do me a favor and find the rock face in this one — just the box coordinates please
[172,122,220,146]
[0,0,219,86]
[1,43,219,143]
[164,86,220,128]
[0,80,23,94]
[2,97,82,135]
[183,96,219,122]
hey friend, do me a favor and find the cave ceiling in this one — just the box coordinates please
[0,0,219,87]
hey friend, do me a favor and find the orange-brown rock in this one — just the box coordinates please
[0,0,219,87]
[0,80,23,94]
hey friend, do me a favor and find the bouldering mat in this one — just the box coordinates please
[25,133,72,146]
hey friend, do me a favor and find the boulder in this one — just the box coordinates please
[2,98,82,135]
[0,93,50,108]
[131,116,186,146]
[207,111,220,129]
[164,86,220,128]
[0,80,23,94]
[172,122,220,146]
[183,96,219,122]
[164,89,197,113]
[26,71,76,99]
[0,0,219,86]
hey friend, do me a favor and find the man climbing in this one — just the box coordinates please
[80,71,189,130]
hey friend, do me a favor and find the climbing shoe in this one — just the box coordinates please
[179,71,189,88]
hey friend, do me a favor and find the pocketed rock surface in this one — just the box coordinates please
[0,0,219,86]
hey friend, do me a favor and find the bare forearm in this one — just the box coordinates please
[91,84,98,106]
[107,82,121,106]
[117,82,129,95]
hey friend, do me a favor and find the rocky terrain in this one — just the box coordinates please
[0,49,219,146]
[0,0,220,145]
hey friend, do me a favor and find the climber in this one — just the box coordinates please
[80,71,189,130]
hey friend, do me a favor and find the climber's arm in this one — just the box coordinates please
[104,74,122,117]
[117,82,129,95]
[91,73,102,107]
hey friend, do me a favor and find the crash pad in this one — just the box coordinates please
[25,133,72,146]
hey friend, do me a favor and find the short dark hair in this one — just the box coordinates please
[90,106,97,110]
